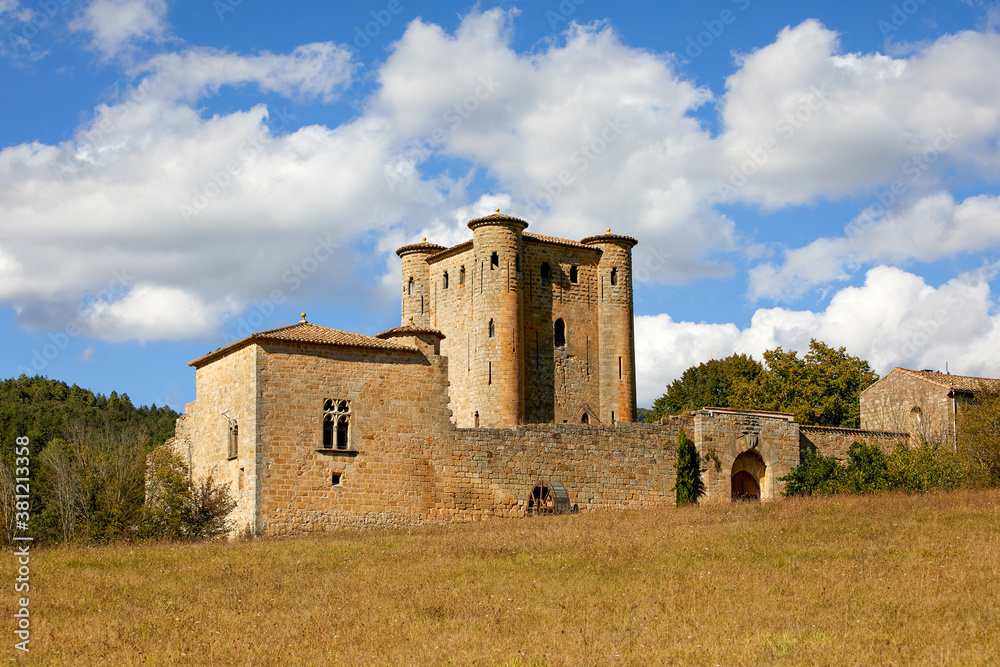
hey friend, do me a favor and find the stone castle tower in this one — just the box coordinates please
[397,211,638,428]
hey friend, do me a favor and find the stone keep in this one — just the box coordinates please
[397,211,638,428]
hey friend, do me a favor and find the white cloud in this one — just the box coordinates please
[715,21,1000,208]
[138,43,356,103]
[636,264,1000,407]
[749,192,1000,301]
[71,0,168,59]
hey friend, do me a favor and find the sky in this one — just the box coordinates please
[1,0,999,413]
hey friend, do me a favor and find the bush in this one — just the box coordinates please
[782,440,971,497]
[142,447,237,541]
[675,429,705,505]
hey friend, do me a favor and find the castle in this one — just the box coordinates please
[167,212,911,535]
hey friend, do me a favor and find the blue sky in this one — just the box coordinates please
[2,0,999,412]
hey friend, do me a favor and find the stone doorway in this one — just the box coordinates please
[731,450,765,501]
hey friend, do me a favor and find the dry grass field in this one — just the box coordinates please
[5,489,1000,666]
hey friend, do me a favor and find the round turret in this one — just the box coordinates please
[397,240,445,327]
[467,210,528,427]
[581,230,638,423]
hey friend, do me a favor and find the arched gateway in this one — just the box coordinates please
[731,450,766,500]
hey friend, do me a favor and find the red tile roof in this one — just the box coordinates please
[376,324,446,340]
[189,321,413,367]
[894,367,1000,392]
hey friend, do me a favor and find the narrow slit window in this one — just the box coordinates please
[610,267,617,286]
[227,420,238,459]
[491,252,499,269]
[407,277,414,295]
[554,319,566,348]
[459,265,466,285]
[488,319,495,338]
[569,265,578,283]
[443,271,449,289]
[515,254,520,274]
[619,356,623,379]
[488,361,492,385]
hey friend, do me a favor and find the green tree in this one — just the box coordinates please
[674,429,705,505]
[647,354,763,422]
[142,448,192,539]
[958,382,1000,486]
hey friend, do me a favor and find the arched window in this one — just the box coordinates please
[581,413,589,424]
[569,265,578,283]
[610,267,617,286]
[407,277,414,295]
[474,411,480,428]
[322,414,334,449]
[443,271,449,289]
[491,252,499,269]
[323,399,351,450]
[488,319,495,338]
[337,416,349,450]
[459,265,466,284]
[540,262,551,281]
[554,318,566,347]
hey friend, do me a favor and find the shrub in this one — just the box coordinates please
[780,450,841,496]
[142,447,237,541]
[675,429,705,505]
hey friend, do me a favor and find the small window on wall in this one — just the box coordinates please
[443,271,449,289]
[491,252,499,269]
[459,266,466,285]
[488,319,495,338]
[569,265,578,283]
[227,419,238,460]
[323,399,352,450]
[554,319,566,347]
[610,267,617,286]
[331,472,342,486]
[540,262,551,281]
[407,277,414,295]
[581,413,589,424]
[515,254,521,274]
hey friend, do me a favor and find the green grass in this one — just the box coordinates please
[5,489,1000,665]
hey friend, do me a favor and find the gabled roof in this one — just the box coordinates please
[890,367,1000,393]
[189,321,413,368]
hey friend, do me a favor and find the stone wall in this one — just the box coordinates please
[253,340,454,533]
[861,371,957,445]
[799,425,909,460]
[172,343,258,532]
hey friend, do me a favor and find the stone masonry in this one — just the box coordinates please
[166,215,914,536]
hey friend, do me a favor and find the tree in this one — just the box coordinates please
[648,341,878,428]
[958,382,1000,486]
[142,447,191,539]
[647,354,763,422]
[674,429,705,505]
[183,475,238,540]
